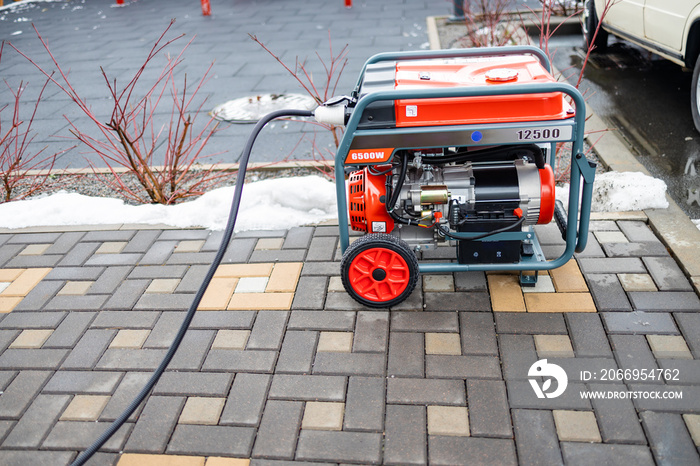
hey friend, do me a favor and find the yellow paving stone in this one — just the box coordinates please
[19,243,51,255]
[302,402,344,430]
[646,335,693,359]
[317,332,353,352]
[110,329,151,349]
[427,406,470,436]
[550,260,588,293]
[692,276,700,295]
[534,335,575,358]
[215,263,273,278]
[117,454,206,466]
[553,410,601,442]
[96,241,128,254]
[488,275,526,312]
[0,296,23,313]
[174,240,206,253]
[9,329,53,348]
[145,279,181,294]
[60,395,110,421]
[255,238,284,250]
[179,397,226,425]
[199,278,238,310]
[327,276,345,292]
[0,269,23,282]
[205,458,250,466]
[266,262,303,293]
[211,330,250,350]
[683,414,700,447]
[425,333,462,355]
[524,293,596,313]
[1,268,51,297]
[227,292,294,310]
[57,281,94,296]
[618,273,657,292]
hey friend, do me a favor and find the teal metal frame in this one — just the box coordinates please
[334,46,596,275]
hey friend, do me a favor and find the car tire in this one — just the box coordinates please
[582,0,608,52]
[692,53,700,134]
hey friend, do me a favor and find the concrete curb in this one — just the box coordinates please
[427,15,700,295]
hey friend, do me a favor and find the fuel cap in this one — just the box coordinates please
[485,68,518,82]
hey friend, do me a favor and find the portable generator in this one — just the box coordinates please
[319,46,597,308]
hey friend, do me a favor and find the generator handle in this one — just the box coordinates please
[336,81,595,271]
[353,46,552,94]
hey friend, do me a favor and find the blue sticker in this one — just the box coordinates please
[471,131,483,142]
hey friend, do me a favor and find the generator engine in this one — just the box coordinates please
[347,144,555,264]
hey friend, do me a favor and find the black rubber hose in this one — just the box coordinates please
[70,108,314,466]
[438,215,526,241]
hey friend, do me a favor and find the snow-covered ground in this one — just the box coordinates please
[0,171,690,231]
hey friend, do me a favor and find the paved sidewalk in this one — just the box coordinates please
[0,213,700,465]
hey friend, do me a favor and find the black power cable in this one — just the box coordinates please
[70,108,314,466]
[438,215,526,241]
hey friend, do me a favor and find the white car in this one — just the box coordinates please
[582,0,700,132]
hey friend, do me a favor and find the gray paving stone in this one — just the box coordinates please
[122,229,161,253]
[11,281,63,311]
[590,220,620,231]
[102,279,150,310]
[657,359,700,384]
[0,450,74,465]
[2,394,70,448]
[454,271,487,291]
[236,230,288,239]
[247,311,289,350]
[602,311,679,335]
[61,328,116,370]
[0,332,16,356]
[169,329,215,370]
[43,370,122,395]
[586,274,632,311]
[306,236,337,261]
[88,266,133,294]
[0,371,51,418]
[134,292,196,311]
[675,313,700,358]
[201,231,224,252]
[575,232,606,258]
[139,240,177,265]
[352,311,388,353]
[100,372,152,422]
[312,226,340,237]
[387,332,424,377]
[0,349,68,370]
[324,291,369,311]
[513,409,563,466]
[460,312,498,356]
[222,238,257,263]
[283,227,314,249]
[534,223,566,245]
[588,383,646,444]
[288,310,355,331]
[202,349,277,373]
[424,291,491,311]
[43,421,132,451]
[618,221,659,242]
[44,294,108,311]
[426,355,501,379]
[384,404,426,465]
[296,430,382,464]
[91,310,159,329]
[629,291,700,312]
[602,241,669,257]
[578,257,646,274]
[166,251,217,265]
[313,352,386,376]
[144,312,185,348]
[545,357,618,382]
[467,379,512,438]
[391,312,459,332]
[566,313,613,357]
[507,380,591,409]
[494,312,567,334]
[291,276,327,309]
[429,436,517,466]
[344,376,384,432]
[630,384,700,413]
[268,374,346,402]
[387,378,465,406]
[249,249,306,263]
[0,311,65,329]
[644,256,693,291]
[6,232,61,244]
[276,330,318,374]
[125,395,185,453]
[84,230,136,242]
[154,371,233,397]
[252,400,303,460]
[128,265,188,279]
[175,265,209,293]
[158,230,209,241]
[57,242,100,267]
[301,261,340,276]
[220,373,271,426]
[609,335,660,377]
[44,232,85,255]
[641,411,700,465]
[5,254,62,268]
[499,334,537,380]
[561,443,654,466]
[190,310,256,329]
[43,311,95,348]
[0,244,23,268]
[85,252,142,266]
[45,266,104,281]
[97,348,167,370]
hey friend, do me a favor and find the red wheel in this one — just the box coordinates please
[341,234,419,308]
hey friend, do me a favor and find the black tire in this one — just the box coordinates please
[692,53,700,134]
[582,0,608,52]
[340,233,419,309]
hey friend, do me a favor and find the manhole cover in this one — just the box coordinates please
[211,93,317,123]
